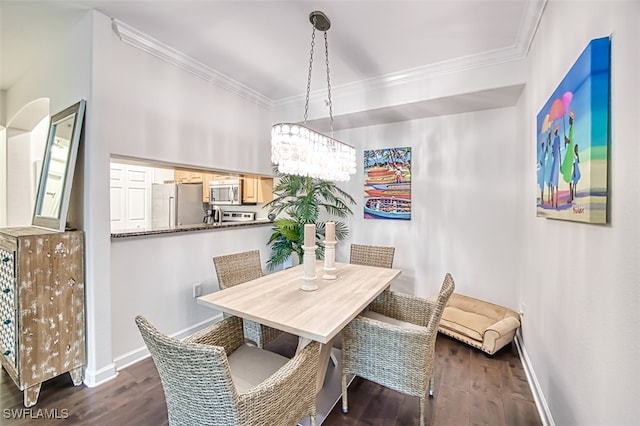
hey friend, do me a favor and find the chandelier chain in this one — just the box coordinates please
[324,31,334,135]
[304,24,316,124]
[270,11,356,182]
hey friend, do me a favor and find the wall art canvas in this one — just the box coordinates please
[536,36,610,224]
[363,147,411,220]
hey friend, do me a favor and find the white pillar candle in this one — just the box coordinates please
[304,223,315,247]
[325,221,335,242]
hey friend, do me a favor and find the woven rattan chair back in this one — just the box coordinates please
[212,250,280,348]
[137,315,318,426]
[341,273,455,426]
[349,244,395,269]
[426,272,455,350]
[213,249,265,289]
[135,315,240,426]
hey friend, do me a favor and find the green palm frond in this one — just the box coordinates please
[265,171,355,269]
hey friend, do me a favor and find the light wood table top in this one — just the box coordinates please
[197,261,401,344]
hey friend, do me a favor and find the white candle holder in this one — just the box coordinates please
[301,245,318,291]
[323,240,337,280]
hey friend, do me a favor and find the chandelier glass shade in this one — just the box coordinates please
[271,123,355,182]
[270,11,356,182]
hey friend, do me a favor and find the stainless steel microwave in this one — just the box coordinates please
[209,179,242,205]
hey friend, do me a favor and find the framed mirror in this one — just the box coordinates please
[32,100,86,231]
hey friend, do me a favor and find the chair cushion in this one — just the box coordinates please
[439,306,496,342]
[227,344,290,393]
[362,310,424,331]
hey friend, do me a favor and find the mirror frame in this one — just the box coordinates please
[32,100,86,231]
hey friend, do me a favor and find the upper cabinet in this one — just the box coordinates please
[179,170,273,204]
[175,170,217,202]
[201,172,216,203]
[174,169,203,184]
[243,176,274,204]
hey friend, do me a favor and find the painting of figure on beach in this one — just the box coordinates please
[363,147,411,220]
[536,36,610,224]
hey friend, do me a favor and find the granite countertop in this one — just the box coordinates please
[111,219,273,239]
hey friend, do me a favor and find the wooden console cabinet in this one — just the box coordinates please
[0,227,85,407]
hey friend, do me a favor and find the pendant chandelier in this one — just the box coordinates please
[271,11,356,182]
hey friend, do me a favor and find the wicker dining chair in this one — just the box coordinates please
[213,250,281,348]
[327,243,398,365]
[136,315,319,426]
[341,273,456,426]
[349,244,395,268]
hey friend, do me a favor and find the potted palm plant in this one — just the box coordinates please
[264,174,355,271]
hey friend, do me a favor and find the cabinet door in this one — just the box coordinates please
[243,177,258,203]
[0,246,17,371]
[242,177,273,204]
[188,171,203,183]
[257,178,274,203]
[202,173,215,202]
[174,170,190,183]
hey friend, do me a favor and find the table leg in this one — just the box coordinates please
[316,340,334,394]
[296,337,336,394]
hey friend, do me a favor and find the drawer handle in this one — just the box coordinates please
[2,288,9,294]
[3,319,10,325]
[3,350,10,356]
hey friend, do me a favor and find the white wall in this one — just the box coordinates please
[336,107,521,307]
[4,114,48,226]
[110,225,273,367]
[6,131,32,226]
[89,10,275,378]
[5,3,639,423]
[517,1,640,425]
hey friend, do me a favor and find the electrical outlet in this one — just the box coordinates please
[192,282,203,298]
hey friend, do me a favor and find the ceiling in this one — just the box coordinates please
[1,1,545,102]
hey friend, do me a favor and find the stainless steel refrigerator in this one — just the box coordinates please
[151,183,204,228]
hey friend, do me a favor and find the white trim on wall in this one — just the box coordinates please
[113,314,222,371]
[83,363,118,388]
[111,19,272,110]
[110,1,547,111]
[515,334,555,426]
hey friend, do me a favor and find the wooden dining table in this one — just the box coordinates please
[197,260,401,408]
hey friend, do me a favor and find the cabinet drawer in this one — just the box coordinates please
[0,247,16,368]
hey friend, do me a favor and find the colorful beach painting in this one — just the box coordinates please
[536,36,610,224]
[363,147,411,220]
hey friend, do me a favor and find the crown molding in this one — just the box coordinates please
[111,19,273,110]
[274,0,547,109]
[111,0,546,112]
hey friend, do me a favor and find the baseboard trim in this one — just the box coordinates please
[114,314,222,371]
[514,335,555,426]
[83,363,118,388]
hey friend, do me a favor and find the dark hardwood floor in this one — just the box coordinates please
[1,334,541,425]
